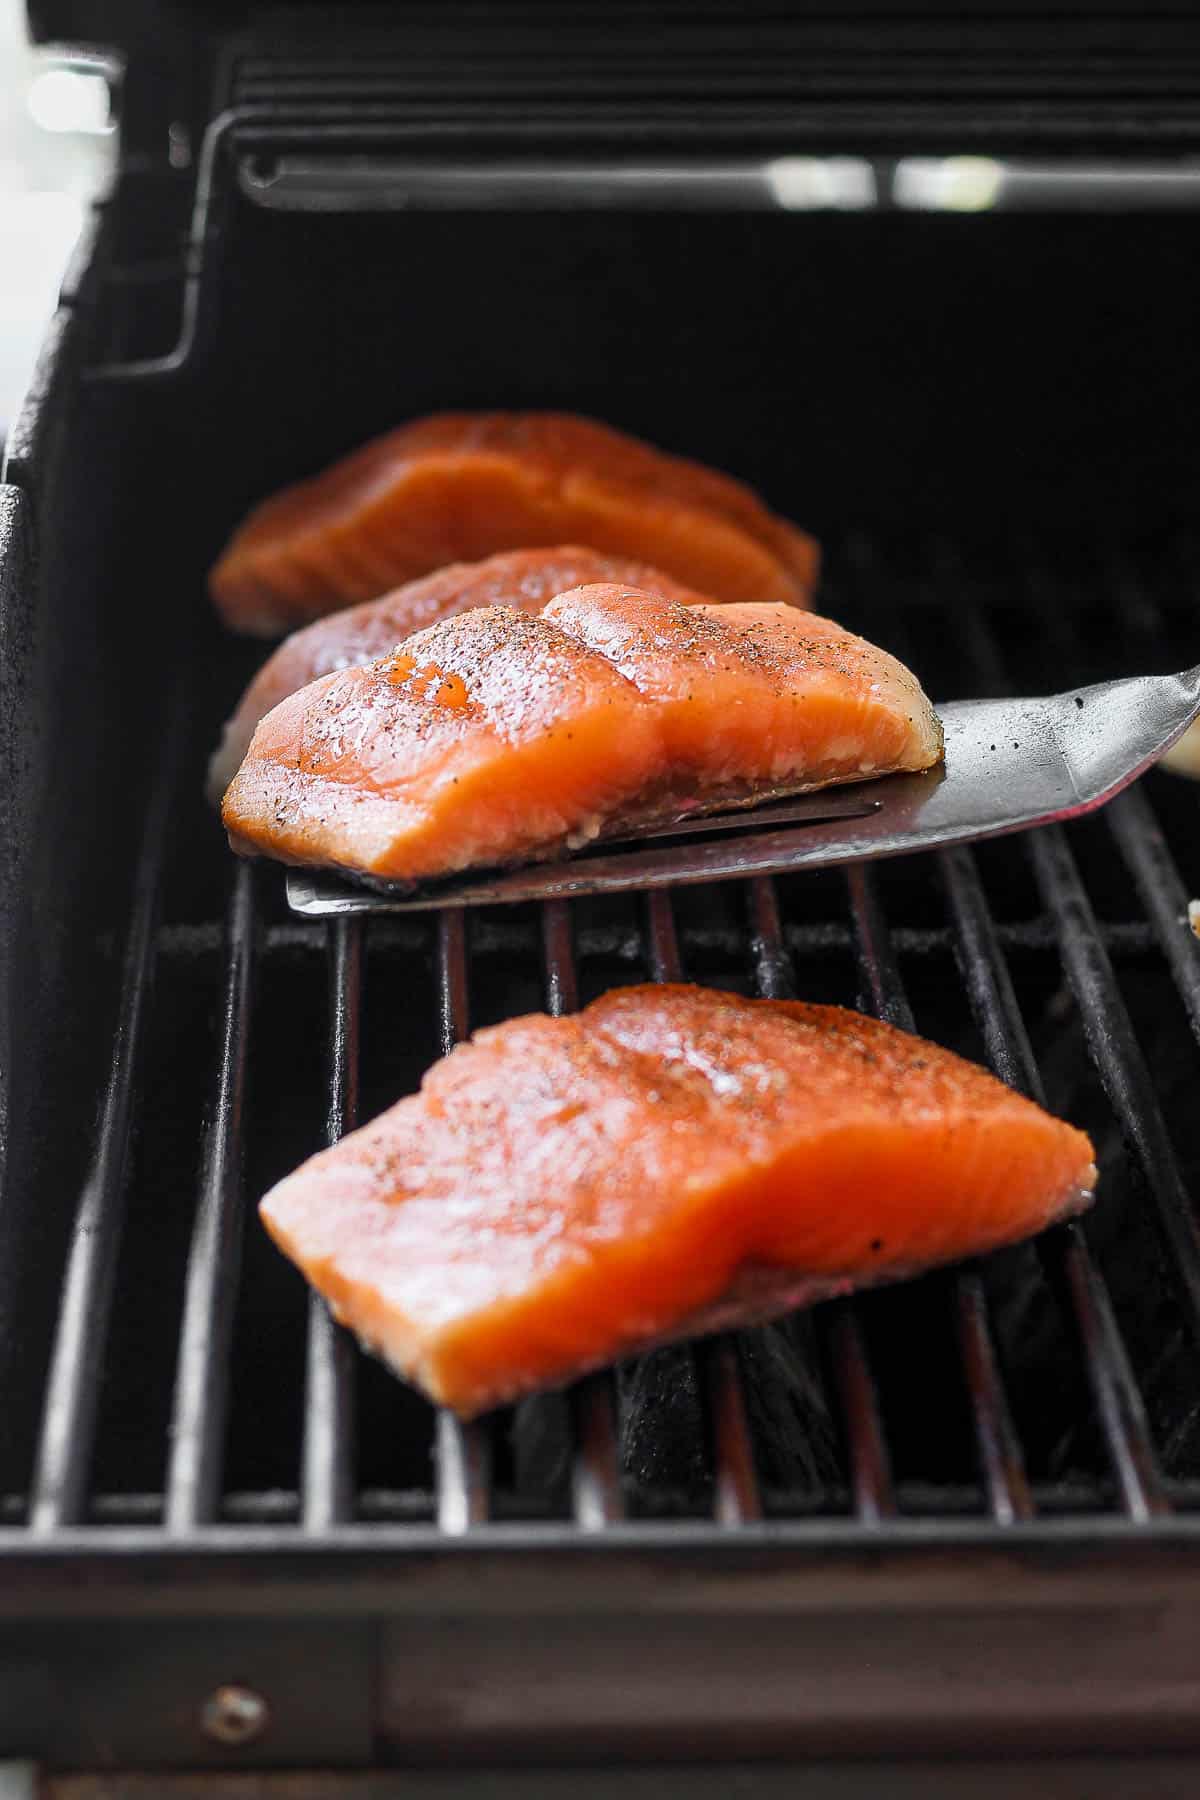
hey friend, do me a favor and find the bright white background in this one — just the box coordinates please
[0,0,114,437]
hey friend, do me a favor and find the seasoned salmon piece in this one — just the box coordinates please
[543,586,943,797]
[209,412,819,634]
[207,547,712,801]
[223,606,663,884]
[260,983,1097,1416]
[221,587,942,885]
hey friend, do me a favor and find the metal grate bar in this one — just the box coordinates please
[184,909,1166,968]
[704,1336,763,1526]
[827,1306,896,1524]
[949,553,1200,1316]
[433,913,491,1531]
[794,866,898,1521]
[20,1473,1200,1528]
[846,542,1030,1519]
[570,1378,624,1529]
[739,878,813,1521]
[29,756,176,1533]
[953,1270,1035,1525]
[847,864,1033,1524]
[165,861,257,1532]
[1014,545,1200,1342]
[940,843,1170,1519]
[847,864,917,1033]
[747,876,792,1001]
[301,917,363,1530]
[643,888,684,984]
[437,909,471,1060]
[1099,554,1200,1049]
[746,874,893,1521]
[1107,784,1200,1049]
[642,888,764,1522]
[1058,1237,1170,1522]
[542,897,580,1017]
[541,900,625,1527]
[435,1408,491,1535]
[1028,822,1200,1341]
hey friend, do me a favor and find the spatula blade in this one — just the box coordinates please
[284,667,1200,916]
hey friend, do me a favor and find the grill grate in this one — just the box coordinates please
[940,845,1170,1520]
[165,858,256,1533]
[844,549,1179,1522]
[26,749,176,1535]
[9,534,1200,1550]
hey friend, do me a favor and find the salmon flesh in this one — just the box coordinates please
[260,983,1097,1416]
[209,412,819,634]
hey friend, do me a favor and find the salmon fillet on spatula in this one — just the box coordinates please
[260,983,1097,1417]
[220,584,943,888]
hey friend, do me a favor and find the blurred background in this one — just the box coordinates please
[0,0,115,440]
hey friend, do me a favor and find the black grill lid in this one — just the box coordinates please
[26,3,1200,159]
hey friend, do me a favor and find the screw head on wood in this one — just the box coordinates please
[200,1683,269,1746]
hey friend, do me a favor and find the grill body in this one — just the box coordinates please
[7,13,1200,1781]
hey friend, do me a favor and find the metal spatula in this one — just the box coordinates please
[286,664,1200,917]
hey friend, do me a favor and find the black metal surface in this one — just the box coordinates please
[432,913,493,1534]
[846,861,1033,1525]
[170,10,1200,166]
[28,719,180,1533]
[166,858,257,1532]
[743,869,893,1525]
[71,6,1200,386]
[950,565,1191,1515]
[300,915,361,1531]
[539,901,628,1530]
[938,845,1170,1520]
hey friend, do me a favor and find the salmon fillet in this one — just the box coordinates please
[208,412,819,634]
[221,585,942,886]
[260,983,1097,1416]
[207,547,712,802]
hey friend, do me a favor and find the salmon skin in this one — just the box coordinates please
[260,983,1097,1417]
[208,412,819,635]
[221,584,943,887]
[208,547,712,802]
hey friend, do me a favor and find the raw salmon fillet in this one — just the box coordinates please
[208,547,712,801]
[260,983,1097,1416]
[208,412,819,634]
[221,585,942,885]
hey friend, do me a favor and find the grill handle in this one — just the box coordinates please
[235,154,875,213]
